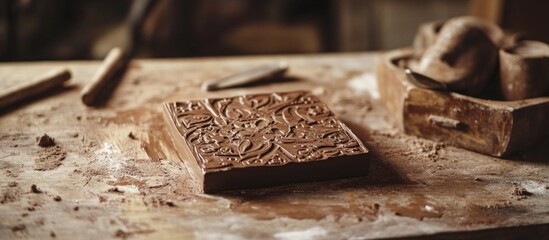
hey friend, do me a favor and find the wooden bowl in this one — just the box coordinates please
[499,40,549,101]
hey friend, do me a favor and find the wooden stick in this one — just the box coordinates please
[81,47,125,106]
[202,62,288,91]
[0,67,71,110]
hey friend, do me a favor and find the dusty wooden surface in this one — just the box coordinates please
[1,53,548,239]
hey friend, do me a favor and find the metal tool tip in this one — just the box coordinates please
[404,68,447,91]
[201,82,216,91]
[278,62,289,70]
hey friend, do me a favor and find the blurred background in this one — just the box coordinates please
[1,0,547,61]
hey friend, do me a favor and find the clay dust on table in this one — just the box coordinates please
[511,185,533,200]
[33,133,67,171]
[34,145,67,171]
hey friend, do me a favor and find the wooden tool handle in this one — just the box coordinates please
[81,47,125,106]
[0,67,71,109]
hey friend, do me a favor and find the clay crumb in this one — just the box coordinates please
[31,184,42,193]
[486,201,512,209]
[11,224,26,233]
[8,182,17,187]
[36,134,55,147]
[107,187,124,194]
[53,195,62,201]
[128,132,137,140]
[512,186,532,200]
[132,77,141,85]
[114,229,131,238]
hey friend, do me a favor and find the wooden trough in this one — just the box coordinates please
[376,48,549,157]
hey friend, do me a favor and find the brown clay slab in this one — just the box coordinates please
[164,91,369,193]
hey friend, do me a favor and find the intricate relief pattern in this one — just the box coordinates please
[165,91,367,172]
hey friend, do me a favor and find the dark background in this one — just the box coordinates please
[1,0,548,61]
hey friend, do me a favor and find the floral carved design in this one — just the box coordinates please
[164,91,367,173]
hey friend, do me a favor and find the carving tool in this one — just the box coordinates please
[404,69,447,91]
[202,62,289,91]
[0,67,71,110]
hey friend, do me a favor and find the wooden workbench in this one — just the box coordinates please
[1,53,548,239]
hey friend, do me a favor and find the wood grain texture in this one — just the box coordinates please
[1,53,549,239]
